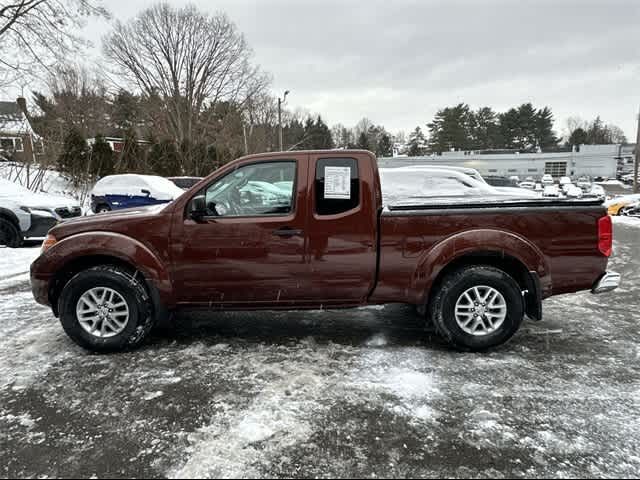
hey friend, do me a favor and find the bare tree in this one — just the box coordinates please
[103,3,269,165]
[0,0,109,84]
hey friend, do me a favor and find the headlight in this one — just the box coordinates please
[41,234,58,254]
[30,209,57,218]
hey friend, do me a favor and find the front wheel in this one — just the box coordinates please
[58,266,155,352]
[429,265,525,351]
[0,217,23,248]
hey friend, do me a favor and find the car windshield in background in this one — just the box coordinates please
[379,168,495,205]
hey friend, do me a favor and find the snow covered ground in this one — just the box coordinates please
[1,222,639,478]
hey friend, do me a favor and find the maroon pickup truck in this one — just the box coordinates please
[31,150,620,353]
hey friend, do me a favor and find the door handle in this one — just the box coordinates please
[272,227,303,237]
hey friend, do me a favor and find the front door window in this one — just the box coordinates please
[203,162,295,217]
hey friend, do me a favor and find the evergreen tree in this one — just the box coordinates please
[89,135,115,178]
[568,127,588,147]
[110,90,140,136]
[302,116,334,150]
[118,129,143,173]
[407,126,427,156]
[148,139,181,177]
[427,103,473,152]
[58,128,89,185]
[377,133,393,157]
[284,119,306,150]
[534,106,558,149]
[357,131,369,150]
[470,107,501,149]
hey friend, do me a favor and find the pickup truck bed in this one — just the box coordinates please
[30,150,618,353]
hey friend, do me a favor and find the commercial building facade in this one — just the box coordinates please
[380,144,621,180]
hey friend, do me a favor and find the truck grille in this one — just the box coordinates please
[55,206,82,218]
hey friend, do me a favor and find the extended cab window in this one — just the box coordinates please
[203,161,295,217]
[315,158,359,215]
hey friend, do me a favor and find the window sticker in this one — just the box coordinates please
[324,166,351,199]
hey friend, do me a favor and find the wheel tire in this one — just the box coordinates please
[429,265,525,352]
[58,266,155,353]
[0,217,23,248]
[96,205,111,214]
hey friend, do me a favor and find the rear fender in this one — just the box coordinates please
[413,228,551,305]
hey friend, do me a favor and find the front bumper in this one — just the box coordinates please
[592,271,621,294]
[30,271,52,307]
[25,212,58,238]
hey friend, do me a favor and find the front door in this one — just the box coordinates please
[174,157,310,306]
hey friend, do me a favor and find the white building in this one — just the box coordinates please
[379,144,620,180]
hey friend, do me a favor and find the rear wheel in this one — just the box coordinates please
[58,266,155,352]
[0,217,23,248]
[429,265,525,351]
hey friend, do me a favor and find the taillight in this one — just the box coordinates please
[598,215,612,257]
[41,234,58,254]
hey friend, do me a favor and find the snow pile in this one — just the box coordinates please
[613,216,640,228]
[0,163,83,201]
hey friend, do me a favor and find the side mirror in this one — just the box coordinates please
[189,195,207,221]
[141,189,151,197]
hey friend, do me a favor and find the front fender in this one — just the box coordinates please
[413,228,551,304]
[32,231,175,307]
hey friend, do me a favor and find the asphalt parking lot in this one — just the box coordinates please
[1,218,639,479]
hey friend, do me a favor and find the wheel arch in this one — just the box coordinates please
[424,251,543,321]
[38,232,174,316]
[0,207,21,228]
[414,229,549,321]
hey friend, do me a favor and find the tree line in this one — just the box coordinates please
[0,1,629,189]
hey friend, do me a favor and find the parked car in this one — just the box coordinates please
[583,184,606,201]
[0,178,81,246]
[168,176,203,190]
[577,176,591,191]
[0,199,32,247]
[543,185,562,198]
[565,185,584,198]
[91,174,186,213]
[559,176,572,187]
[31,150,619,354]
[484,176,518,187]
[541,174,554,186]
[605,194,640,216]
[518,181,536,190]
[621,201,640,217]
[387,166,538,197]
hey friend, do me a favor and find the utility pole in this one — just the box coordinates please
[278,90,290,151]
[635,107,639,193]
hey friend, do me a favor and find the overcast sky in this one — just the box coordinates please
[79,0,639,139]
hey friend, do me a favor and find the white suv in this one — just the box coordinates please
[0,179,81,247]
[541,174,554,186]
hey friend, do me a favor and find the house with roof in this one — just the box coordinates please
[0,97,43,163]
